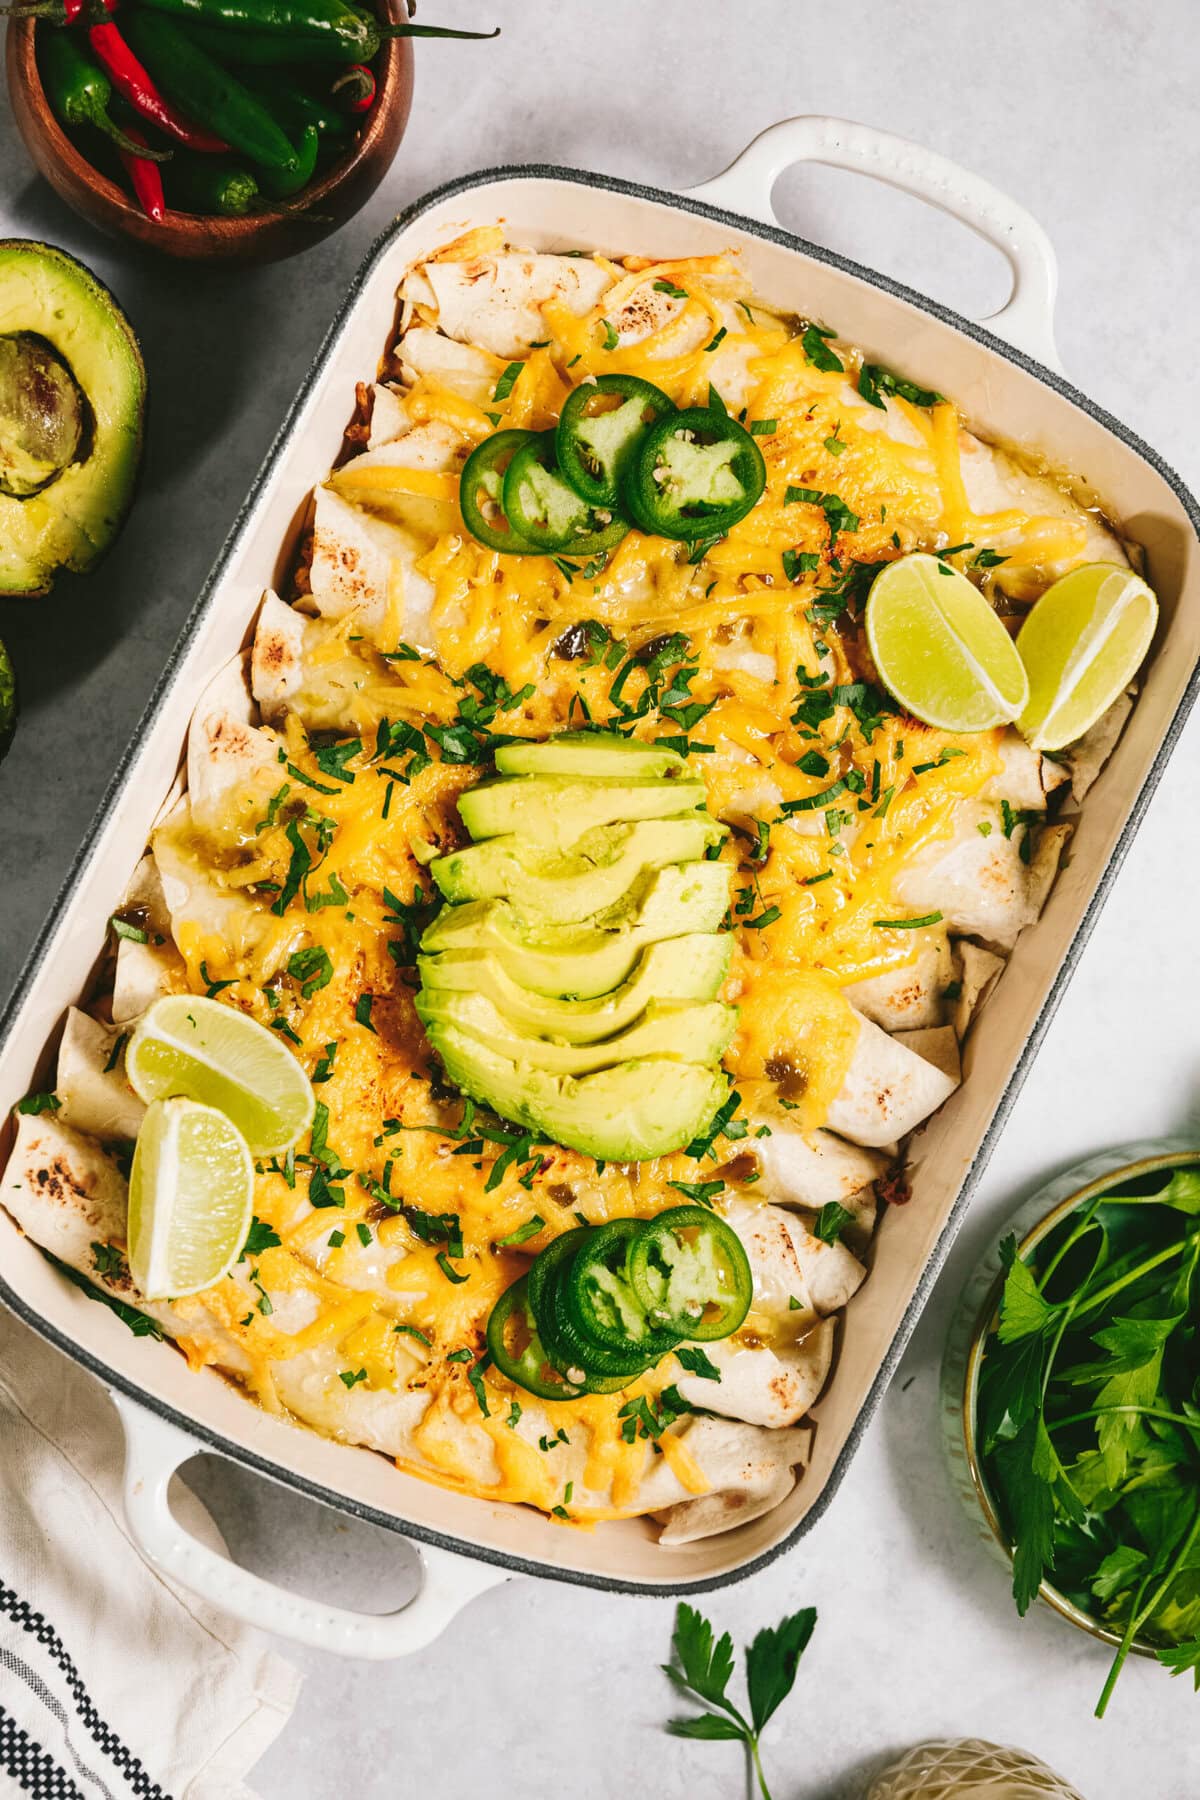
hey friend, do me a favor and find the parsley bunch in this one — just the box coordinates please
[663,1602,817,1799]
[978,1164,1200,1714]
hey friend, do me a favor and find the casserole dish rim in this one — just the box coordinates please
[1,158,1198,1599]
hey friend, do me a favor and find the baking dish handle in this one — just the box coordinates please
[683,115,1062,373]
[111,1393,509,1659]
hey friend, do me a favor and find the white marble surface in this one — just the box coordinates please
[3,3,1200,1795]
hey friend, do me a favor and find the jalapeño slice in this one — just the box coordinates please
[624,406,766,541]
[539,1260,649,1387]
[564,1217,681,1359]
[486,1274,586,1400]
[530,1228,648,1384]
[556,374,676,510]
[502,431,628,556]
[626,1205,753,1341]
[459,429,542,553]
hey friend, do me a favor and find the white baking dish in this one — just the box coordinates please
[2,116,1197,1659]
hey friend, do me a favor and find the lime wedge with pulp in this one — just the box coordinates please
[865,552,1029,731]
[128,1096,254,1300]
[1016,562,1158,751]
[127,994,314,1156]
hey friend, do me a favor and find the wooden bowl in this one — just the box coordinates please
[5,10,414,263]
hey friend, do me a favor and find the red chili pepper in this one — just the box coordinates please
[118,123,165,222]
[88,20,228,152]
[331,63,375,114]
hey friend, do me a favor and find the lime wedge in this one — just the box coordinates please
[865,552,1029,732]
[1016,562,1158,751]
[129,1097,254,1300]
[127,994,314,1156]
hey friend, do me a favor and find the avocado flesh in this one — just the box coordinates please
[425,1024,732,1162]
[419,933,732,1044]
[418,860,732,998]
[0,332,84,499]
[495,731,686,780]
[415,990,736,1076]
[431,816,725,923]
[458,775,707,850]
[0,242,145,597]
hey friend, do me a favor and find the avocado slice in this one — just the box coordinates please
[430,816,725,923]
[419,933,732,1043]
[425,1023,732,1161]
[458,774,708,850]
[494,731,687,780]
[415,990,736,1075]
[418,860,732,998]
[0,242,145,597]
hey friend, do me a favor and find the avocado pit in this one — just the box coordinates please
[0,331,86,499]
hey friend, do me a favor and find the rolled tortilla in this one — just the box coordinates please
[1065,690,1134,803]
[822,1008,959,1148]
[405,251,612,357]
[309,485,437,642]
[950,941,1006,1040]
[397,326,506,407]
[55,1008,145,1142]
[250,590,305,720]
[843,936,952,1032]
[367,382,409,449]
[0,1117,812,1540]
[895,1024,962,1085]
[186,653,279,838]
[655,1419,812,1545]
[892,805,1070,952]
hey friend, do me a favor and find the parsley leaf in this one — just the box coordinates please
[663,1603,817,1798]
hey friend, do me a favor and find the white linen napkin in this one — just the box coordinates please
[0,1303,300,1799]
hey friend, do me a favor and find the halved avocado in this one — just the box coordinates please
[419,933,732,1044]
[457,774,708,850]
[418,860,732,998]
[430,816,725,923]
[494,731,687,780]
[425,1023,732,1161]
[415,989,736,1075]
[0,241,145,597]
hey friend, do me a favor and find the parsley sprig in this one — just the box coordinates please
[663,1602,817,1800]
[978,1164,1200,1715]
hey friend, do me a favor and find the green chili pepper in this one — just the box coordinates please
[501,431,628,557]
[136,0,497,64]
[563,1218,682,1359]
[624,406,766,541]
[458,429,543,554]
[121,12,298,171]
[38,26,172,161]
[556,374,675,510]
[243,68,351,137]
[485,1275,586,1401]
[258,123,318,198]
[626,1206,753,1340]
[169,153,259,215]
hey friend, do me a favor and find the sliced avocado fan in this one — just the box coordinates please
[419,732,736,1161]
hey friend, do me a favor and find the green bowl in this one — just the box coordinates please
[941,1140,1200,1658]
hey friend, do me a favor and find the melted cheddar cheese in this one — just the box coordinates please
[155,247,1106,1521]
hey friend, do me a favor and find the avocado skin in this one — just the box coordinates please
[417,860,732,998]
[431,816,725,923]
[457,774,708,850]
[0,241,146,598]
[419,933,732,1044]
[494,731,687,780]
[415,990,736,1076]
[425,1023,732,1162]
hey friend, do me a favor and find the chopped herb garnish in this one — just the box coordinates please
[813,1202,855,1244]
[857,362,943,410]
[704,326,728,353]
[872,911,943,929]
[496,1215,545,1247]
[287,945,334,999]
[493,360,523,401]
[801,322,843,371]
[16,1091,60,1116]
[110,916,148,944]
[338,1368,368,1389]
